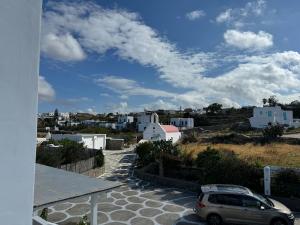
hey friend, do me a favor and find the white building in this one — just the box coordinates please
[51,133,106,150]
[249,106,293,128]
[117,115,134,130]
[170,118,194,129]
[143,113,181,143]
[137,112,153,132]
[99,121,116,129]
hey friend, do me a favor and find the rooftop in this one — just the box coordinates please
[200,184,252,195]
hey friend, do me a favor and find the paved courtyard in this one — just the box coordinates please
[45,147,300,225]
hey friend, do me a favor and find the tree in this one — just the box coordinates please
[204,103,222,115]
[267,95,278,107]
[54,108,59,121]
[262,98,267,106]
[152,140,179,177]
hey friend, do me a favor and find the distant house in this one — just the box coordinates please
[98,121,116,129]
[137,111,154,132]
[116,115,134,130]
[249,106,294,128]
[50,133,106,150]
[143,113,181,143]
[170,118,194,129]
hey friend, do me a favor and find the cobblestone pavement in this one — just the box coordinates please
[45,147,300,225]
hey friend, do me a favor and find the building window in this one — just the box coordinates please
[283,112,287,120]
[268,111,272,117]
[260,111,263,115]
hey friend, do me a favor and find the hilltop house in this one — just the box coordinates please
[137,111,153,132]
[249,106,295,128]
[116,115,134,130]
[170,118,194,129]
[50,133,106,150]
[143,113,181,143]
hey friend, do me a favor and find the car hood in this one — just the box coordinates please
[269,198,291,214]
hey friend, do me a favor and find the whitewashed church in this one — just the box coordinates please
[143,113,181,143]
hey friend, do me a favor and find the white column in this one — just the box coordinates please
[90,194,98,225]
[0,1,42,225]
[264,166,271,196]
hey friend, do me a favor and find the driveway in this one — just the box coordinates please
[45,148,300,225]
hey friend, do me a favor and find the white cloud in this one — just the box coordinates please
[94,76,174,98]
[38,76,55,102]
[224,30,273,50]
[216,0,266,27]
[42,2,212,87]
[87,107,97,115]
[216,9,232,23]
[42,2,300,110]
[41,33,86,61]
[186,10,206,21]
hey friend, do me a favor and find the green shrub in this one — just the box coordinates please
[262,124,284,140]
[272,170,300,198]
[78,215,90,225]
[195,147,222,168]
[95,151,104,168]
[181,134,198,144]
[40,208,48,221]
[195,147,263,192]
[135,142,155,166]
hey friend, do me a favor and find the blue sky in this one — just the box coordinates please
[39,0,300,113]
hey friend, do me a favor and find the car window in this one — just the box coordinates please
[208,194,242,207]
[241,196,261,208]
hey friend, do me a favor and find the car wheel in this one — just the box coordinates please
[207,214,222,225]
[272,219,287,225]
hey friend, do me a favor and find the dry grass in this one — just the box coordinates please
[180,143,300,168]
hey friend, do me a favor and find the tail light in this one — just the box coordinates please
[197,201,206,208]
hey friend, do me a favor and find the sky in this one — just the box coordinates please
[38,0,300,113]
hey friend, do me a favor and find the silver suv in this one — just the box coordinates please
[194,184,295,225]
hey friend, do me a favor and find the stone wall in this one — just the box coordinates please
[106,138,124,150]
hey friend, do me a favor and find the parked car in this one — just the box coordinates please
[194,184,294,225]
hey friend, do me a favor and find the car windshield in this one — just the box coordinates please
[253,193,274,207]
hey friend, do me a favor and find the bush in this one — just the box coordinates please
[262,124,284,141]
[195,147,222,168]
[181,133,198,144]
[272,170,300,198]
[94,151,104,168]
[195,147,263,192]
[135,142,155,166]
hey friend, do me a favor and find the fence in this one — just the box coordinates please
[264,166,300,196]
[59,157,96,174]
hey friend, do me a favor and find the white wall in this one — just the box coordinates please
[0,1,42,224]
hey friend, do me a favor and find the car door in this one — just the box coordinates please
[241,196,270,224]
[213,194,246,224]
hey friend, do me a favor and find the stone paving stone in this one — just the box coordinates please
[127,196,146,203]
[103,222,127,225]
[97,196,114,203]
[155,213,181,225]
[66,204,90,216]
[53,203,73,211]
[110,210,136,221]
[86,211,109,224]
[145,200,163,208]
[173,196,196,205]
[114,199,128,206]
[139,208,163,217]
[125,203,144,211]
[122,190,139,196]
[47,212,67,223]
[97,203,122,212]
[115,185,130,192]
[111,192,126,199]
[163,204,185,212]
[183,210,202,223]
[59,217,81,225]
[130,217,155,225]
